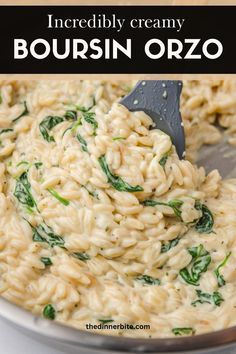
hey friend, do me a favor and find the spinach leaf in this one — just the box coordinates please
[64,110,77,121]
[98,318,114,324]
[167,200,183,218]
[47,188,70,206]
[0,94,2,104]
[82,185,98,199]
[91,95,96,108]
[31,225,46,243]
[179,245,211,286]
[161,238,179,253]
[76,105,89,113]
[41,257,52,266]
[19,172,31,189]
[16,160,29,167]
[191,289,212,306]
[142,199,183,218]
[62,125,73,137]
[188,245,208,258]
[76,104,98,133]
[72,252,90,262]
[98,155,143,192]
[43,304,56,320]
[135,274,160,285]
[12,101,29,122]
[39,115,64,142]
[191,289,224,307]
[0,128,13,135]
[14,172,36,208]
[25,206,34,214]
[195,201,214,233]
[63,103,96,136]
[214,252,231,287]
[27,221,65,248]
[172,327,195,336]
[159,154,168,168]
[34,162,43,169]
[212,291,224,306]
[62,118,82,137]
[82,111,98,134]
[71,119,82,132]
[112,136,126,141]
[16,161,42,170]
[77,134,88,152]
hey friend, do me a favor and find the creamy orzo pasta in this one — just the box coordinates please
[0,80,236,338]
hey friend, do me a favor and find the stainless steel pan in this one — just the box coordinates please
[1,291,236,354]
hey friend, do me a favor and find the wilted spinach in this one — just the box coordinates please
[47,188,70,206]
[161,238,179,253]
[179,245,211,286]
[214,252,231,287]
[83,111,98,134]
[0,128,13,135]
[71,119,82,133]
[194,201,214,233]
[76,103,98,134]
[16,160,29,167]
[82,185,98,199]
[62,101,96,136]
[135,274,160,285]
[14,172,36,209]
[62,111,81,137]
[98,318,114,324]
[64,110,77,121]
[39,115,64,142]
[43,304,56,320]
[62,125,73,137]
[112,136,126,141]
[77,134,88,152]
[191,289,224,307]
[34,162,43,169]
[27,221,65,248]
[159,154,168,168]
[212,291,224,306]
[98,155,143,192]
[12,101,29,122]
[72,252,90,262]
[172,327,195,336]
[41,257,53,266]
[142,199,183,218]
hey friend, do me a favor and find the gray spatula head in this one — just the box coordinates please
[120,80,185,159]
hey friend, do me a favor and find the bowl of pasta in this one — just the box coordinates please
[1,79,236,353]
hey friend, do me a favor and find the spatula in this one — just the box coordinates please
[120,80,185,159]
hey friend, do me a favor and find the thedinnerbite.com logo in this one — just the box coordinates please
[85,322,151,331]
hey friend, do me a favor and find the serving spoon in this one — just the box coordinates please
[120,80,185,159]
